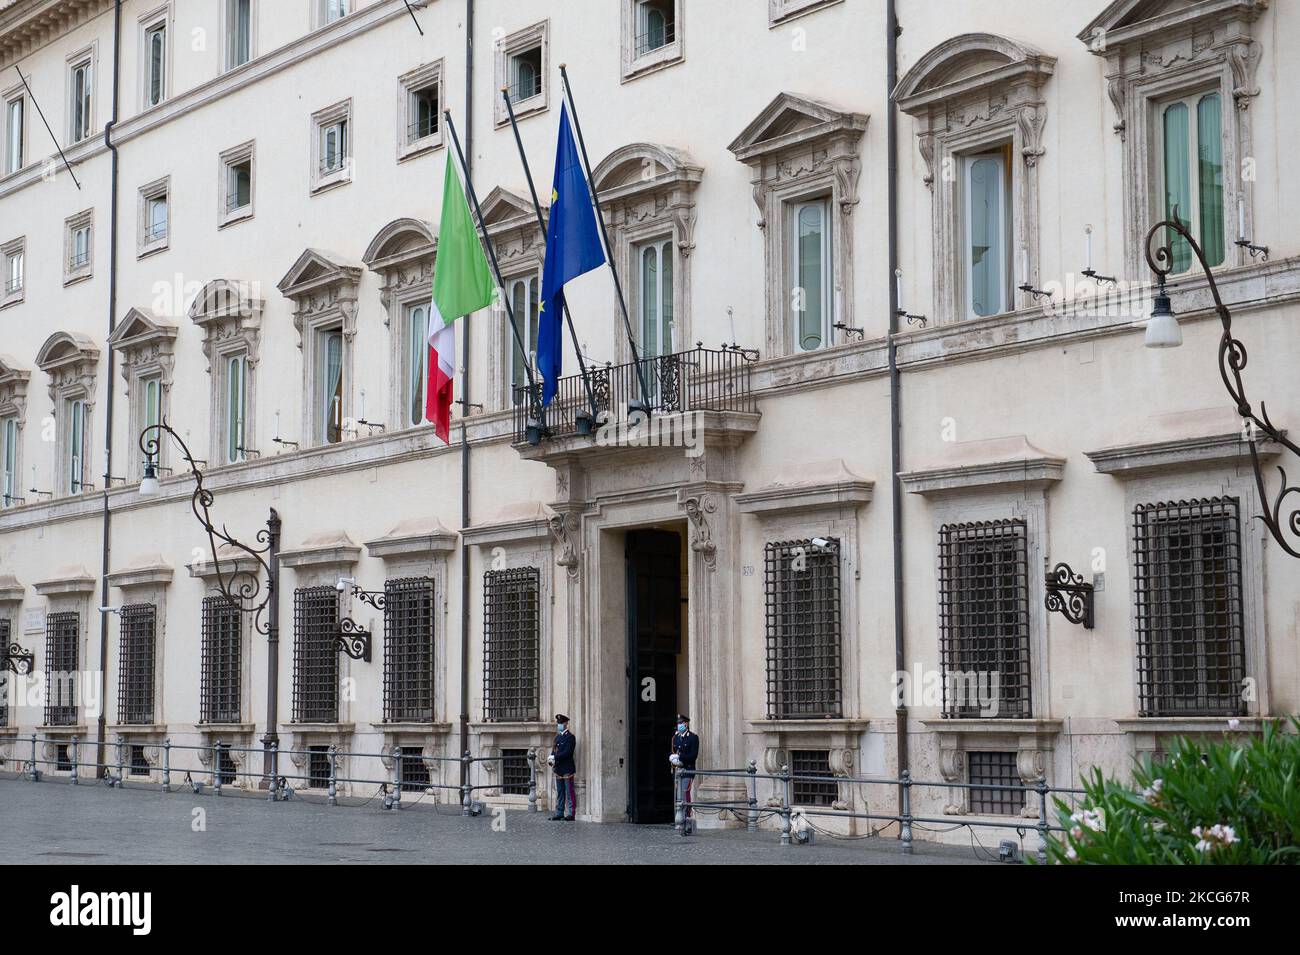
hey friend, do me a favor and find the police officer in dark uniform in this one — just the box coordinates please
[670,714,699,817]
[548,713,577,821]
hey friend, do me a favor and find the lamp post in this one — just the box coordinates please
[139,420,283,779]
[1144,215,1299,557]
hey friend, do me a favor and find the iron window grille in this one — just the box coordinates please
[1133,497,1246,717]
[791,749,837,807]
[407,86,439,142]
[635,10,676,56]
[307,745,331,788]
[117,603,156,725]
[293,587,340,724]
[129,744,150,776]
[217,746,238,785]
[483,567,541,723]
[398,746,429,792]
[382,577,435,723]
[938,520,1032,720]
[967,750,1024,815]
[200,596,242,724]
[45,611,79,726]
[501,748,530,795]
[764,539,842,720]
[55,744,73,772]
[0,618,8,726]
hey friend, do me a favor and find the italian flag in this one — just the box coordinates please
[426,156,495,443]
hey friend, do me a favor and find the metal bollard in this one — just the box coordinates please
[115,735,125,788]
[899,769,914,855]
[526,750,538,812]
[212,740,223,797]
[71,736,79,785]
[1036,775,1049,865]
[673,766,684,833]
[746,760,759,832]
[392,746,403,810]
[28,733,39,781]
[327,745,338,807]
[779,763,792,846]
[162,738,171,793]
[460,751,472,815]
[268,741,279,802]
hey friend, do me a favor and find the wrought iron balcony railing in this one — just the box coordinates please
[511,344,757,445]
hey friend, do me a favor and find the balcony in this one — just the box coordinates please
[511,344,758,449]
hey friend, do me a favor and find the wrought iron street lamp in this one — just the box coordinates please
[138,419,285,776]
[1144,215,1299,557]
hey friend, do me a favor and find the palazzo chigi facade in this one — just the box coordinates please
[0,0,1296,833]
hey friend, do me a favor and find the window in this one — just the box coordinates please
[764,538,842,719]
[65,210,93,283]
[482,567,540,723]
[501,748,530,795]
[138,177,169,255]
[137,375,162,455]
[937,520,1031,720]
[1161,91,1225,273]
[622,0,682,82]
[117,604,156,725]
[45,611,79,726]
[224,354,248,463]
[2,237,23,303]
[790,198,832,352]
[307,745,331,788]
[142,19,167,109]
[398,746,429,792]
[0,618,9,725]
[791,749,837,807]
[397,60,443,160]
[217,746,237,785]
[967,751,1024,815]
[962,145,1012,318]
[405,303,429,428]
[494,21,549,126]
[311,100,352,191]
[317,328,344,444]
[1,417,17,507]
[382,577,435,723]
[317,0,348,27]
[636,239,674,359]
[220,141,254,224]
[638,0,675,54]
[69,56,93,143]
[292,586,339,723]
[506,275,539,407]
[200,596,241,724]
[225,0,252,70]
[65,397,87,494]
[1133,497,1245,717]
[3,95,23,175]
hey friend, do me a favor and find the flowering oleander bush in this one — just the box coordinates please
[1043,716,1300,865]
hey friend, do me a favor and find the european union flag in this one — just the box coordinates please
[538,102,606,405]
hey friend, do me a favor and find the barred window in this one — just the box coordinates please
[118,603,156,725]
[217,744,237,785]
[968,750,1024,815]
[764,539,842,720]
[1133,497,1246,717]
[398,746,429,792]
[55,744,73,772]
[307,745,331,788]
[383,577,435,723]
[293,587,339,723]
[938,520,1031,719]
[791,749,837,807]
[502,748,530,795]
[201,596,242,724]
[483,567,540,723]
[0,617,9,726]
[45,611,79,726]
[129,744,150,777]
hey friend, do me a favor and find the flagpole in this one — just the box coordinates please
[501,88,600,430]
[558,64,653,415]
[443,110,546,428]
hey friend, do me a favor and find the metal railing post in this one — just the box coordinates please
[327,745,338,807]
[392,746,403,810]
[673,766,684,833]
[526,749,538,812]
[746,759,759,832]
[268,741,279,801]
[162,738,171,792]
[28,733,38,781]
[212,740,223,797]
[114,734,124,788]
[1036,775,1050,865]
[900,769,914,855]
[460,750,472,815]
[70,735,79,784]
[779,763,792,846]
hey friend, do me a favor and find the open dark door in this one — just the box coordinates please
[625,529,681,824]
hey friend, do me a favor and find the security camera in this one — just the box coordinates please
[99,605,123,616]
[335,576,355,593]
[810,538,835,554]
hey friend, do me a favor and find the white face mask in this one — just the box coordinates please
[557,724,565,733]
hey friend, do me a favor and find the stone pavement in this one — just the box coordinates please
[0,775,996,865]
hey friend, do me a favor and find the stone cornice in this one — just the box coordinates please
[364,518,458,561]
[1078,0,1268,49]
[106,557,173,590]
[1086,430,1284,478]
[0,573,23,602]
[900,436,1065,497]
[460,502,554,548]
[33,565,95,595]
[733,459,873,517]
[278,531,361,571]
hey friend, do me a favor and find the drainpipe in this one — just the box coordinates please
[458,0,474,793]
[95,0,123,779]
[885,0,909,811]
